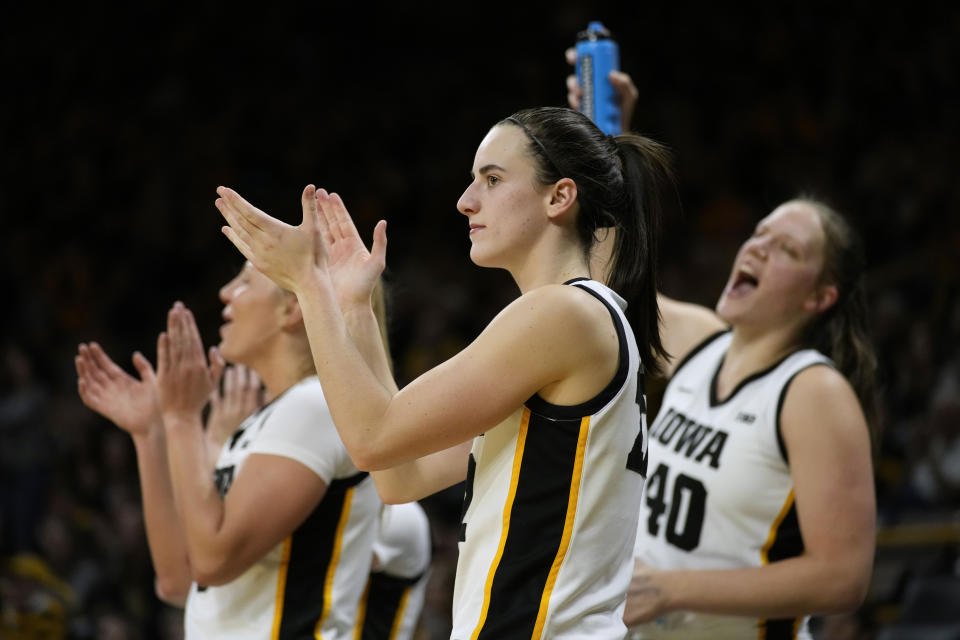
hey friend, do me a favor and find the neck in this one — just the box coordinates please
[509,233,590,293]
[245,337,315,402]
[720,324,802,388]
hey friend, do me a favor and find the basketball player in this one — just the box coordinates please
[216,106,675,638]
[566,57,875,638]
[622,199,877,639]
[75,261,382,639]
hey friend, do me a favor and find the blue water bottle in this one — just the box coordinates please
[575,21,621,135]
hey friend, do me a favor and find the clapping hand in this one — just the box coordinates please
[314,189,387,311]
[216,185,328,295]
[75,342,161,436]
[205,350,262,454]
[156,302,216,425]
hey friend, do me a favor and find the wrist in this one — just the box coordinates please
[656,570,685,613]
[295,270,340,315]
[131,421,165,449]
[162,411,202,433]
[288,265,331,299]
[204,426,230,452]
[341,301,375,322]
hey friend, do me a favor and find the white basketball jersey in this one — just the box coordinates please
[630,331,832,640]
[354,502,432,640]
[452,279,648,640]
[184,377,380,640]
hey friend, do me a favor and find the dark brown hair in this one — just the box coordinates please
[797,197,879,444]
[501,107,675,377]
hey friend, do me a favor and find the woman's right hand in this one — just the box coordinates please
[75,342,160,437]
[156,302,216,425]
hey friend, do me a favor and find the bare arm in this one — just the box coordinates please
[314,190,397,395]
[339,277,470,501]
[371,442,472,504]
[625,366,875,623]
[656,294,728,378]
[75,343,192,606]
[315,190,471,501]
[157,303,328,586]
[294,268,606,470]
[217,185,618,472]
[344,295,471,501]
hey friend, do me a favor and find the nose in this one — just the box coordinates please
[745,236,769,260]
[457,182,478,216]
[219,282,232,303]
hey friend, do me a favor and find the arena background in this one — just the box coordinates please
[1,2,958,638]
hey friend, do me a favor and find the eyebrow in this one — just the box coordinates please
[471,163,508,179]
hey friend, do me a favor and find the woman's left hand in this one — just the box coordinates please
[216,184,327,295]
[623,560,669,626]
[315,189,387,312]
[205,353,262,453]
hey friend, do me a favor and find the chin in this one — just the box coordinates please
[715,297,744,325]
[468,244,496,268]
[217,341,238,364]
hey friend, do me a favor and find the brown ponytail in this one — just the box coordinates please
[502,107,675,377]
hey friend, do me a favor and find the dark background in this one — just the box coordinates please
[1,2,958,638]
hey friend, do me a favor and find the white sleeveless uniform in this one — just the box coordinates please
[629,331,832,640]
[452,279,648,640]
[354,502,432,640]
[184,377,380,640]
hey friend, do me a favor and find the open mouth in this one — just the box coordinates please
[730,268,759,294]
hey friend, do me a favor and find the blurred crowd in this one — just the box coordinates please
[1,4,957,638]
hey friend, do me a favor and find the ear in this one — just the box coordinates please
[803,283,838,313]
[278,291,304,330]
[545,178,578,221]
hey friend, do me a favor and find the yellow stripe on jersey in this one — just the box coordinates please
[758,490,799,640]
[760,489,795,565]
[469,409,532,640]
[315,486,356,640]
[757,616,802,640]
[352,578,371,640]
[531,415,591,638]
[270,537,294,640]
[388,585,413,640]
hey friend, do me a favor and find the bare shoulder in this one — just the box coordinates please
[503,283,614,327]
[785,365,859,412]
[781,364,868,446]
[446,283,619,409]
[658,295,728,377]
[490,283,619,359]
